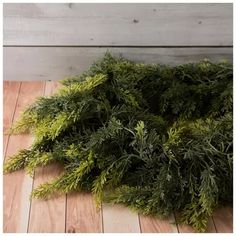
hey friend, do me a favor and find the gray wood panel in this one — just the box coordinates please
[3,3,232,46]
[3,47,232,81]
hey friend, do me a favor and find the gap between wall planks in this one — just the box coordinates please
[3,81,45,233]
[3,81,233,233]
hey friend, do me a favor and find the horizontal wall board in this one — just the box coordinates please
[3,47,232,81]
[3,3,232,46]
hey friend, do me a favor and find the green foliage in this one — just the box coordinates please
[4,149,32,173]
[4,53,232,232]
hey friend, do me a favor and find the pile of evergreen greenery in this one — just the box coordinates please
[4,53,232,232]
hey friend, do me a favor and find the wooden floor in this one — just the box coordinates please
[3,81,233,233]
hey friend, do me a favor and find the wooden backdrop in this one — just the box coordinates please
[3,3,233,81]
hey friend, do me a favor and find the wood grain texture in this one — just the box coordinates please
[3,81,21,156]
[28,82,66,233]
[11,82,45,122]
[139,214,178,233]
[3,82,45,233]
[3,3,232,46]
[102,204,140,233]
[28,164,66,232]
[3,81,21,132]
[213,206,233,233]
[66,192,102,233]
[44,80,61,95]
[3,47,233,81]
[3,135,8,158]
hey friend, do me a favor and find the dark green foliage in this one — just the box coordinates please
[4,53,232,232]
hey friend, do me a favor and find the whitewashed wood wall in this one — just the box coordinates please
[3,3,233,81]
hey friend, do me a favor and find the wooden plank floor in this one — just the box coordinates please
[3,81,233,233]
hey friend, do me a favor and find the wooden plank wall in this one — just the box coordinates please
[3,3,233,81]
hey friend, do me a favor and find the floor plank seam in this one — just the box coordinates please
[138,213,142,233]
[65,194,68,233]
[27,81,46,233]
[27,171,35,233]
[211,216,217,233]
[3,82,22,161]
[174,212,180,233]
[212,215,218,233]
[101,203,104,233]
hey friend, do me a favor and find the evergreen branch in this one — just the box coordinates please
[5,53,232,232]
